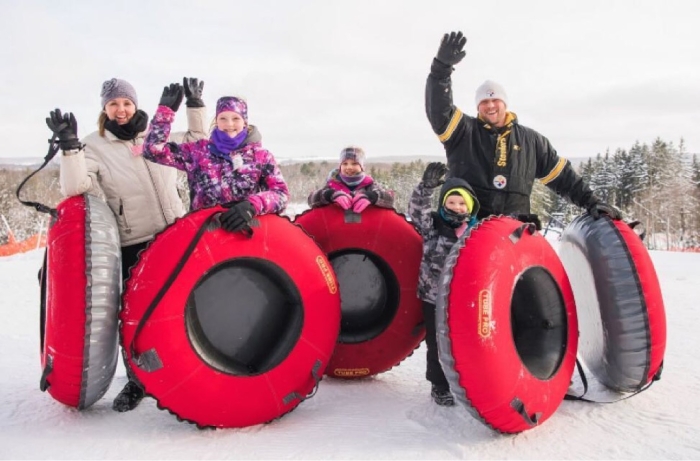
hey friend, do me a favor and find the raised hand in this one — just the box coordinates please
[183,77,205,108]
[422,162,447,189]
[46,109,82,151]
[436,31,467,67]
[159,83,184,112]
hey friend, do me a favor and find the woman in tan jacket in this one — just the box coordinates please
[55,77,208,412]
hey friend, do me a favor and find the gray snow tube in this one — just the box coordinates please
[39,194,121,409]
[558,214,666,393]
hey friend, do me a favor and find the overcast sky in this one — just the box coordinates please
[1,0,698,163]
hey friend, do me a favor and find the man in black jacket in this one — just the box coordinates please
[425,31,620,223]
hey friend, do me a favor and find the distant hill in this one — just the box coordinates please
[0,154,590,168]
[279,154,445,166]
[0,157,41,166]
[1,154,65,166]
[0,157,55,170]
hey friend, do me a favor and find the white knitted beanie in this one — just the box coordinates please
[474,80,508,107]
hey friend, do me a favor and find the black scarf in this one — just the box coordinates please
[431,211,460,240]
[439,207,469,228]
[104,110,149,141]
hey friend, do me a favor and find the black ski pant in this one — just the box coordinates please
[423,301,449,389]
[120,241,149,384]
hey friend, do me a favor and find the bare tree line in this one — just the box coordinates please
[3,137,699,250]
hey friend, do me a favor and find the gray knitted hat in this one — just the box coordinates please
[100,78,138,108]
[339,145,366,170]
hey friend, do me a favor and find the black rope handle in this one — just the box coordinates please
[282,359,323,405]
[39,354,53,392]
[15,136,61,218]
[129,209,259,371]
[564,358,589,401]
[509,222,536,243]
[565,359,663,403]
[510,397,541,427]
[129,212,219,370]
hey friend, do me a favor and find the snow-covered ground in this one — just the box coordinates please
[1,240,699,459]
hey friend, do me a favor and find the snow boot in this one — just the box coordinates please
[112,380,145,412]
[431,384,455,407]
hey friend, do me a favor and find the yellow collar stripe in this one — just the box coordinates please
[540,158,568,184]
[504,111,516,125]
[477,111,516,130]
[438,108,463,143]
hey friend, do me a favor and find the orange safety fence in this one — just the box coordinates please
[0,233,47,257]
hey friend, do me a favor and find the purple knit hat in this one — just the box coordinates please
[216,96,248,122]
[100,78,138,108]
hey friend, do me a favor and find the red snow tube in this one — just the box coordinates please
[294,206,424,379]
[559,215,666,393]
[436,216,578,433]
[40,194,121,409]
[120,208,340,428]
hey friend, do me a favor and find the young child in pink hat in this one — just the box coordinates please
[308,146,394,213]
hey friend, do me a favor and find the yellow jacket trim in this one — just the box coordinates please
[540,158,568,184]
[438,108,463,143]
[495,128,511,167]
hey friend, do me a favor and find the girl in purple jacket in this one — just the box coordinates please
[143,83,289,233]
[308,146,394,213]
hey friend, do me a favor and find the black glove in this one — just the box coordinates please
[46,109,82,151]
[159,83,184,112]
[422,162,447,189]
[436,31,467,67]
[183,77,205,108]
[364,190,379,204]
[588,200,622,220]
[628,220,646,241]
[516,213,542,231]
[220,201,255,232]
[322,189,336,202]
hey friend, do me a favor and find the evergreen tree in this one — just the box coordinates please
[614,148,634,210]
[692,154,700,187]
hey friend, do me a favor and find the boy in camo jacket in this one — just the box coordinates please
[408,162,479,406]
[143,82,288,233]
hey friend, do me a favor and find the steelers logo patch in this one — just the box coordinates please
[493,175,507,189]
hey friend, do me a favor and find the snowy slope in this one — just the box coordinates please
[1,247,699,459]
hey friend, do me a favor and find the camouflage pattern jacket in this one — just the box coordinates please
[409,177,478,304]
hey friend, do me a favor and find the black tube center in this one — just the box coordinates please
[511,267,568,380]
[329,249,399,344]
[185,258,303,376]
